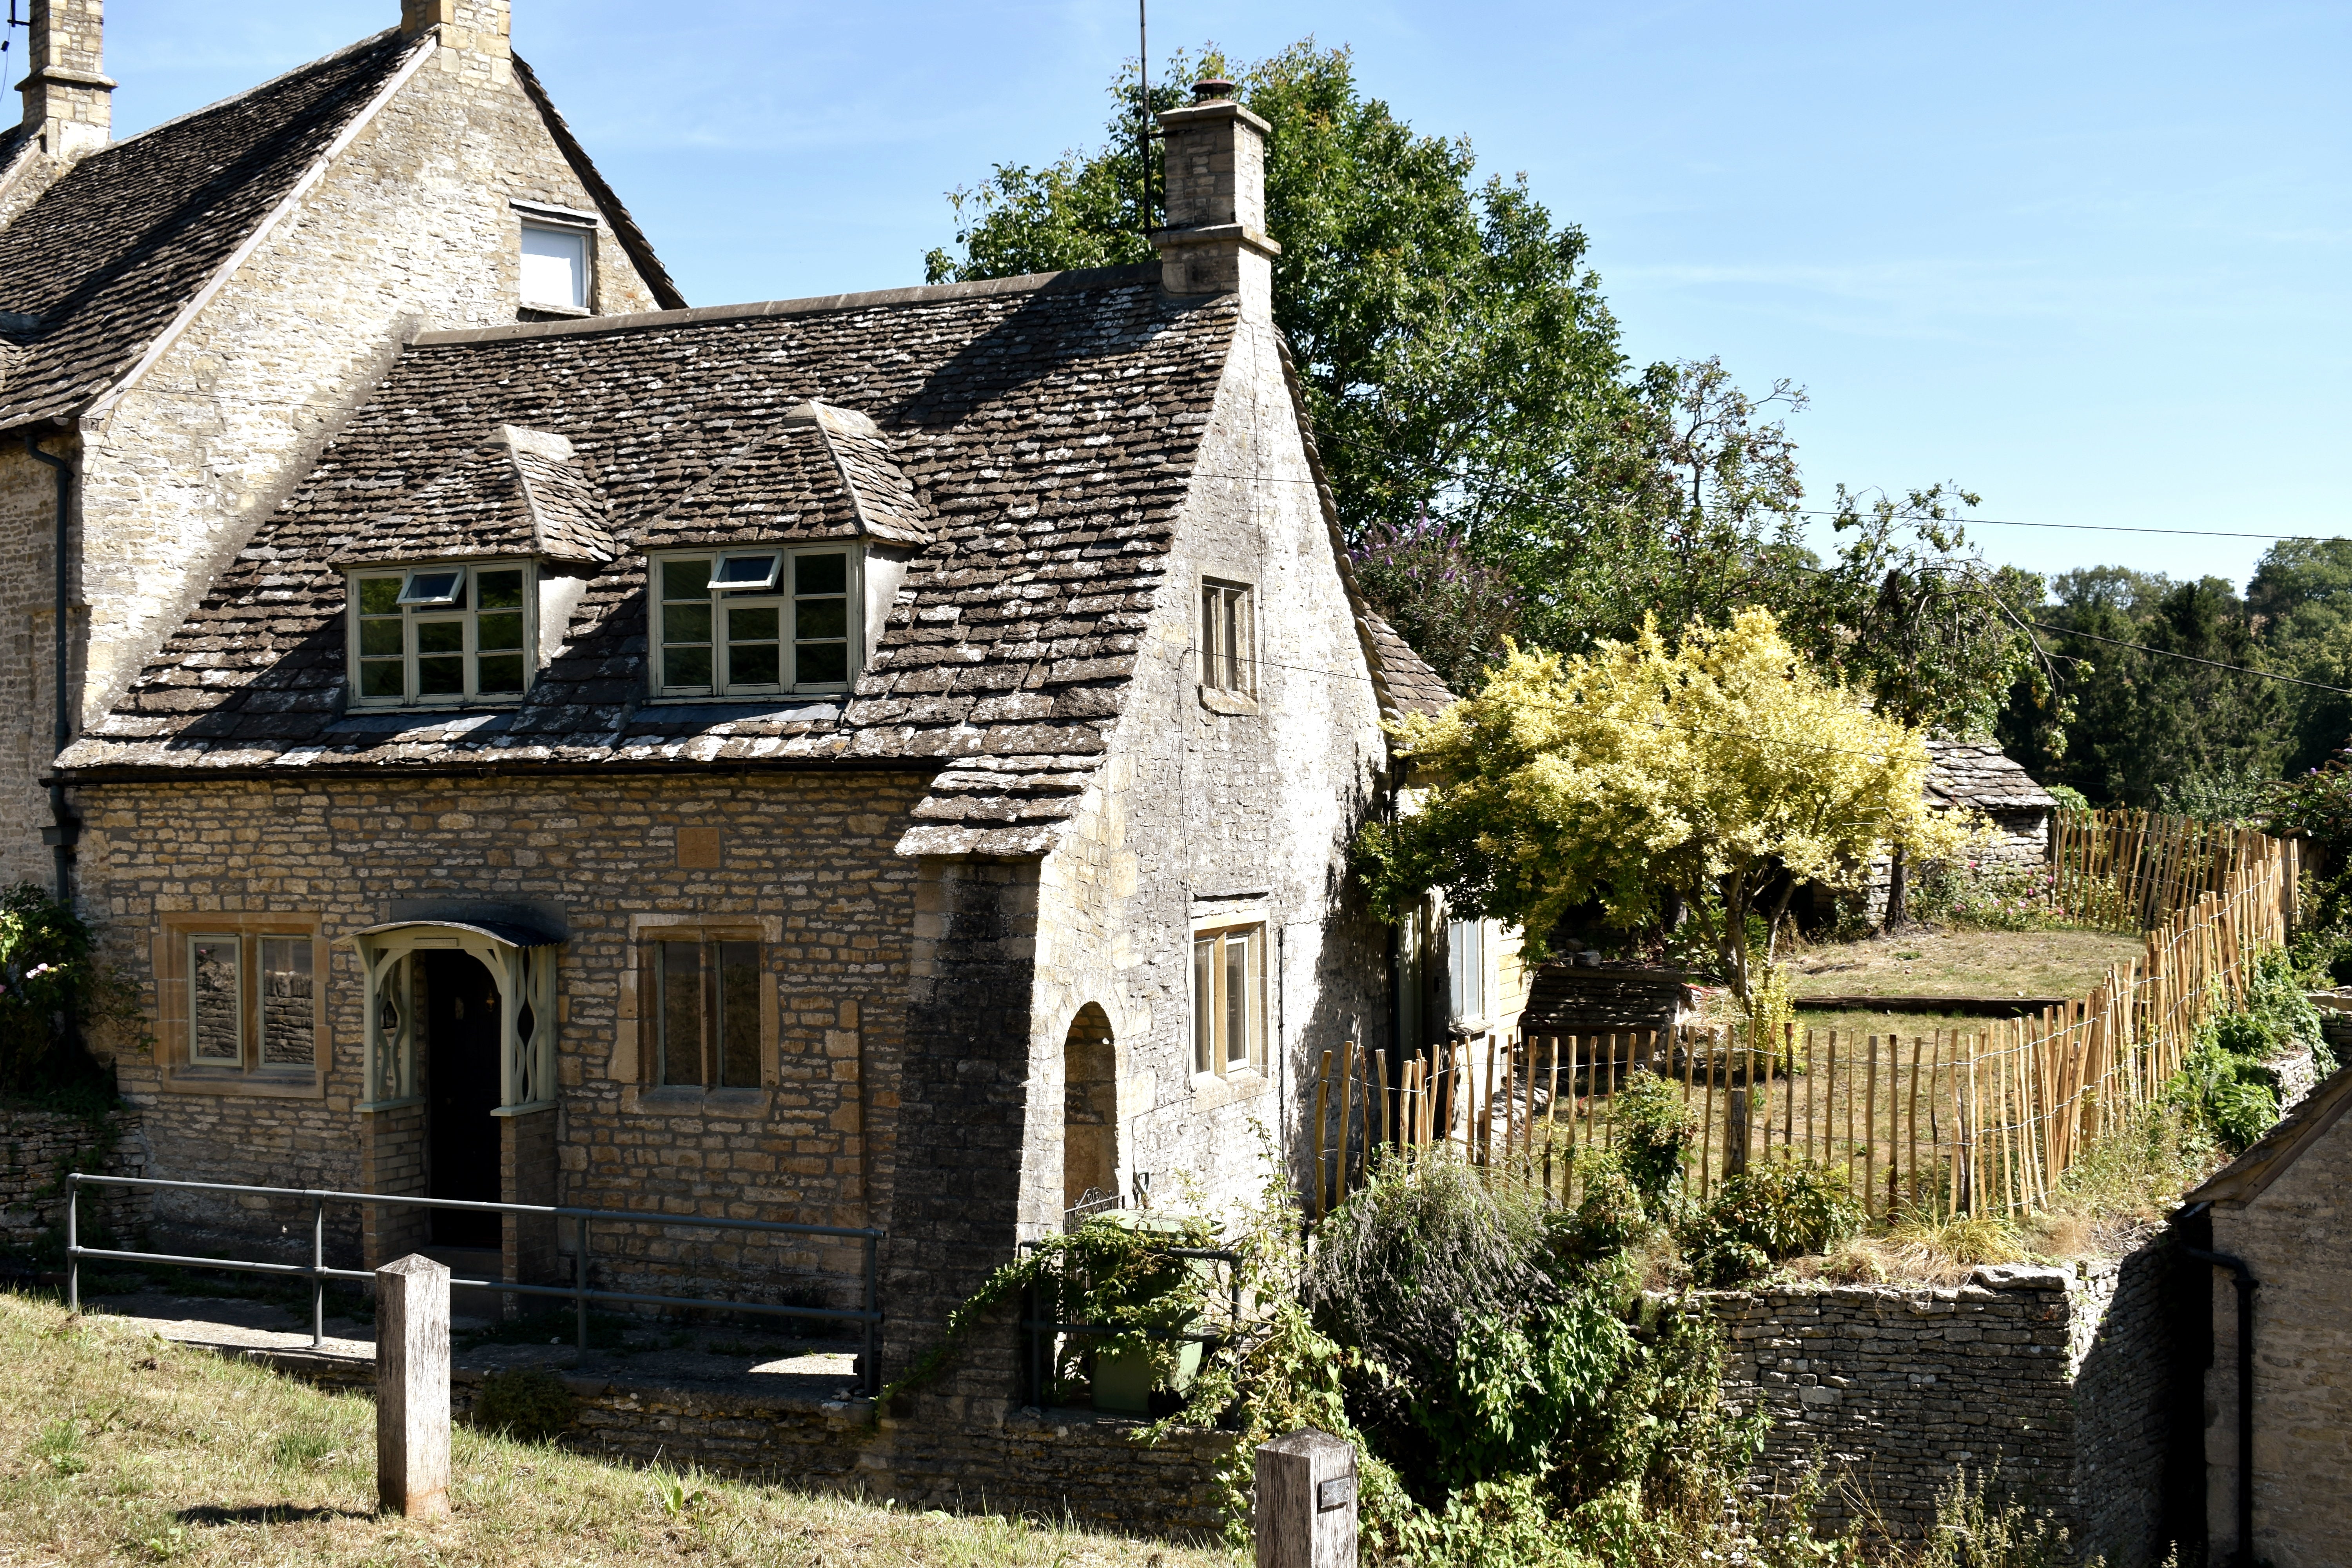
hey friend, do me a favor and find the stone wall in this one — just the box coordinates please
[0,1102,145,1250]
[80,769,926,1299]
[2205,1097,2352,1568]
[1711,1249,2171,1566]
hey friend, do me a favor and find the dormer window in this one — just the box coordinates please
[649,545,858,699]
[348,563,537,707]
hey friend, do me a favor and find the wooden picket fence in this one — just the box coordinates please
[1313,829,2295,1221]
[2051,806,2295,931]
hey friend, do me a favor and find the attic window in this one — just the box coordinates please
[650,546,859,699]
[520,222,590,312]
[348,562,537,708]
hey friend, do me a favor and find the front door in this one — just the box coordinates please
[423,949,503,1247]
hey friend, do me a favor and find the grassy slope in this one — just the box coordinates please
[1783,926,2148,1002]
[0,1292,1224,1568]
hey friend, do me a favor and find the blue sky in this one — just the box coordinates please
[93,1,2351,593]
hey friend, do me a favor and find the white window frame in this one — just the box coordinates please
[647,544,862,701]
[346,561,539,709]
[1190,920,1268,1081]
[1448,916,1485,1025]
[1200,577,1256,695]
[519,219,593,312]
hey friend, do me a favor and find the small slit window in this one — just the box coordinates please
[520,222,590,311]
[1191,923,1267,1078]
[1200,579,1255,694]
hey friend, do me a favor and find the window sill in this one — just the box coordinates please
[519,299,593,319]
[642,693,849,708]
[626,1085,771,1115]
[342,697,526,715]
[1197,685,1259,716]
[1188,1068,1272,1111]
[159,1069,325,1100]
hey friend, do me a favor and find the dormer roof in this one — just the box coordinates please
[633,399,933,552]
[323,423,614,567]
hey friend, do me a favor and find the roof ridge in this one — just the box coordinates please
[93,27,410,160]
[411,263,1164,347]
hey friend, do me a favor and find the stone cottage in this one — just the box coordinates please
[0,0,681,898]
[56,53,1429,1391]
[2178,1060,2352,1568]
[1924,737,2058,875]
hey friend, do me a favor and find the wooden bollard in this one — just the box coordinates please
[376,1252,452,1519]
[1255,1428,1356,1568]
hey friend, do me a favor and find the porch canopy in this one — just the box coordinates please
[342,918,562,1114]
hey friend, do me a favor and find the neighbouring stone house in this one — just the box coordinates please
[1924,737,2058,877]
[2178,1060,2352,1568]
[0,0,681,898]
[51,35,1433,1403]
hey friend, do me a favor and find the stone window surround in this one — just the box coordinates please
[644,544,864,702]
[344,558,540,711]
[152,910,328,1099]
[613,912,784,1114]
[1188,901,1272,1105]
[1197,573,1260,715]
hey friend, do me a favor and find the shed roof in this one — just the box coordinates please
[1924,739,2057,814]
[2183,1061,2352,1209]
[60,266,1244,855]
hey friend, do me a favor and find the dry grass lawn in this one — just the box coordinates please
[0,1291,1229,1567]
[1783,926,2147,1002]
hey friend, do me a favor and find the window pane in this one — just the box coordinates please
[662,559,712,600]
[664,602,711,646]
[716,942,760,1088]
[399,570,464,608]
[795,553,848,596]
[477,570,525,611]
[729,644,781,687]
[795,598,848,641]
[796,642,849,685]
[477,611,523,653]
[359,577,403,615]
[663,646,713,688]
[360,659,405,699]
[728,606,779,642]
[259,938,314,1067]
[521,224,588,309]
[713,553,781,591]
[1193,937,1214,1075]
[417,656,464,696]
[476,654,525,693]
[1225,933,1249,1067]
[359,618,403,657]
[416,621,463,654]
[1201,586,1217,682]
[191,937,241,1062]
[658,940,704,1086]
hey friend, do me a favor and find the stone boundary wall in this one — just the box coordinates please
[230,1345,1232,1541]
[0,1104,147,1250]
[1708,1246,2170,1567]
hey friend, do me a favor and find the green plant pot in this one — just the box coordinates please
[1090,1336,1202,1416]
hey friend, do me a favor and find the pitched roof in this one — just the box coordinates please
[1924,739,2058,815]
[60,266,1241,857]
[1362,611,1455,720]
[2183,1059,2352,1209]
[0,30,421,429]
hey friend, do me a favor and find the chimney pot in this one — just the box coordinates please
[1152,85,1278,309]
[1190,78,1234,103]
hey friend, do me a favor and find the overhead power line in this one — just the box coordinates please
[2022,622,2352,695]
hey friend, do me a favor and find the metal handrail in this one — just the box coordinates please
[1016,1238,1244,1410]
[65,1172,884,1395]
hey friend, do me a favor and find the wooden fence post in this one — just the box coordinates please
[376,1252,451,1519]
[1255,1428,1357,1568]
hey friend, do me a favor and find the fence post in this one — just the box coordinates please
[1254,1428,1357,1568]
[311,1196,326,1348]
[65,1172,79,1314]
[376,1253,452,1519]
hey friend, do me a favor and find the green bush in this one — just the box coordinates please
[0,884,112,1095]
[2172,1043,2282,1155]
[1681,1157,1864,1287]
[472,1367,575,1443]
[1613,1070,1695,1207]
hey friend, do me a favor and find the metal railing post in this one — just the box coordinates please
[65,1172,79,1314]
[861,1230,878,1397]
[311,1195,326,1347]
[575,1216,589,1360]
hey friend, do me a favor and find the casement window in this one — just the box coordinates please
[1200,579,1255,694]
[655,937,763,1089]
[520,221,591,312]
[347,563,535,707]
[649,546,858,699]
[1191,923,1267,1078]
[1448,917,1485,1022]
[184,931,318,1077]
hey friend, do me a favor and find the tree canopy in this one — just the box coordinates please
[1357,609,1971,1001]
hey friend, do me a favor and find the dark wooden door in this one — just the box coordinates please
[423,949,503,1247]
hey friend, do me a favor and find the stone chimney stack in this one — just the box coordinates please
[16,0,113,160]
[401,0,512,82]
[1152,78,1280,313]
